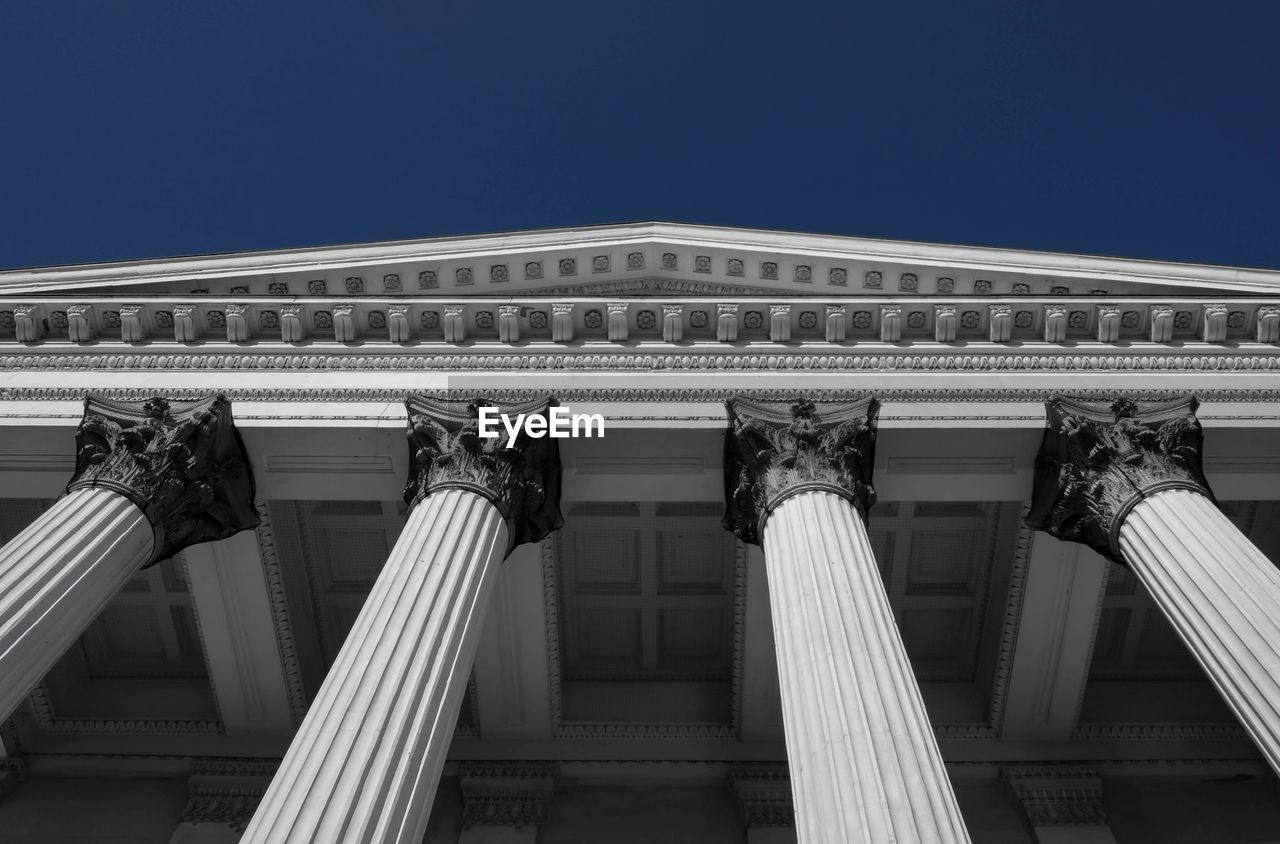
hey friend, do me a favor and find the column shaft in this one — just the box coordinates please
[1118,488,1280,771]
[241,488,508,843]
[762,490,969,844]
[0,487,154,721]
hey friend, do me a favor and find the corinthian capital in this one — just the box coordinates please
[67,395,259,565]
[1026,395,1213,564]
[404,395,563,551]
[722,397,878,545]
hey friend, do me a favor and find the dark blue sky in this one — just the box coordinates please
[3,2,1278,270]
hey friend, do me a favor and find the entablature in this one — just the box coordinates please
[1,296,1279,347]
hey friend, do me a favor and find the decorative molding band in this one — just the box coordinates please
[26,684,223,734]
[987,514,1034,737]
[460,762,557,829]
[7,387,1280,408]
[0,350,1279,374]
[1072,723,1250,741]
[542,538,564,732]
[180,759,278,832]
[2,296,1277,349]
[253,503,308,726]
[732,764,795,828]
[1001,765,1108,827]
[190,759,281,778]
[181,554,219,725]
[457,672,480,739]
[730,541,747,736]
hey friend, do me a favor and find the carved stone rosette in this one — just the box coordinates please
[404,395,563,552]
[1026,395,1213,564]
[722,396,878,545]
[66,395,258,566]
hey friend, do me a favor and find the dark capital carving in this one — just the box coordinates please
[723,396,878,545]
[461,763,557,828]
[67,395,259,566]
[1026,395,1213,564]
[404,395,563,552]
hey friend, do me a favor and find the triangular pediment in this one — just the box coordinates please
[1,222,1277,299]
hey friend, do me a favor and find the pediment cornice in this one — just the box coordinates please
[3,223,1279,300]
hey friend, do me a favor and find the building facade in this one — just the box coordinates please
[0,223,1279,842]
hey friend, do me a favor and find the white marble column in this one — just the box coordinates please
[239,489,507,843]
[1027,395,1280,776]
[763,491,969,843]
[1120,488,1280,771]
[241,396,562,844]
[725,398,970,844]
[0,396,258,724]
[0,488,153,722]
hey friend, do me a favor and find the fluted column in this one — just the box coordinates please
[0,396,258,723]
[724,398,970,844]
[1028,396,1280,774]
[241,396,562,844]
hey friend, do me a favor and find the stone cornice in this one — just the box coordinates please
[2,297,1278,346]
[723,397,878,545]
[404,395,563,552]
[1026,395,1214,564]
[3,222,1278,295]
[66,395,260,566]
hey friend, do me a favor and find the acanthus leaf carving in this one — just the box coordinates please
[404,395,563,553]
[723,396,878,546]
[1026,395,1214,564]
[67,395,259,566]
